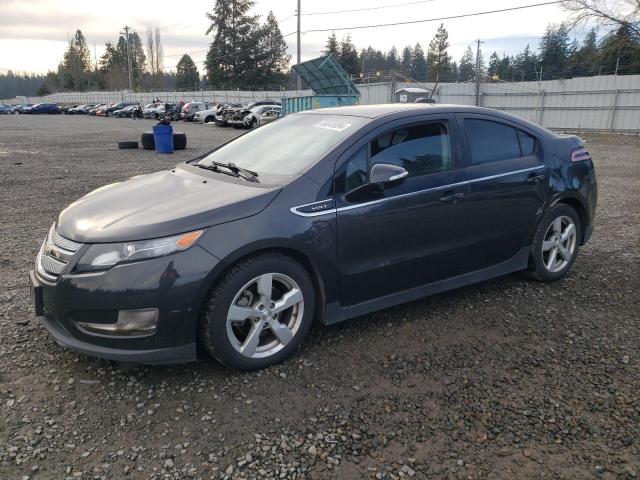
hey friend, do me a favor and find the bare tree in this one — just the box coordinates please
[562,0,640,36]
[146,27,157,75]
[154,27,164,73]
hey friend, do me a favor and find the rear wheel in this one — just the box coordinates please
[199,253,315,370]
[528,204,581,282]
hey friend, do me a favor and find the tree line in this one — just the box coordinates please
[1,0,639,99]
[329,22,640,84]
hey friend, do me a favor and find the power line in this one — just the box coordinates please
[303,0,437,16]
[303,1,563,33]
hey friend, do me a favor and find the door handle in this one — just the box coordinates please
[439,192,464,203]
[526,174,545,184]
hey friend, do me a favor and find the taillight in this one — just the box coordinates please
[571,147,591,163]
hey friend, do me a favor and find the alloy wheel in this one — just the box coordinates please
[542,215,577,273]
[226,273,304,359]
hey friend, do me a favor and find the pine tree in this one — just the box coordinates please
[487,52,500,79]
[458,46,475,82]
[538,23,574,79]
[339,35,360,76]
[255,11,291,85]
[205,0,261,87]
[512,44,537,81]
[599,24,640,75]
[324,32,340,57]
[176,54,200,89]
[411,43,427,80]
[386,46,400,72]
[570,29,599,76]
[426,24,451,82]
[61,30,92,90]
[400,46,412,76]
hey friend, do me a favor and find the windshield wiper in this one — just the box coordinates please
[195,161,259,183]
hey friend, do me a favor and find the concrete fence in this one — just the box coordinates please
[5,74,640,133]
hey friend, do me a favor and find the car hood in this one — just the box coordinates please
[56,165,281,243]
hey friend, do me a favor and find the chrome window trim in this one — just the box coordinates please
[289,165,545,217]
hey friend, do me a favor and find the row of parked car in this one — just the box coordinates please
[0,99,283,129]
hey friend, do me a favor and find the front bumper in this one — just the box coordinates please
[30,245,220,364]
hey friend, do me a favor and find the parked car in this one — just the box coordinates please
[59,105,77,114]
[214,103,243,126]
[229,105,281,129]
[68,104,97,114]
[180,101,210,121]
[113,104,139,118]
[193,103,224,124]
[30,103,60,114]
[30,104,597,370]
[143,102,174,119]
[88,104,107,116]
[0,104,10,114]
[102,102,138,117]
[15,104,33,114]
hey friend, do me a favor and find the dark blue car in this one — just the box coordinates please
[30,103,60,114]
[30,104,597,370]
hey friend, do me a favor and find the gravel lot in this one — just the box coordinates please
[0,115,638,480]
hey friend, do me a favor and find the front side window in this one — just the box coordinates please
[370,122,451,178]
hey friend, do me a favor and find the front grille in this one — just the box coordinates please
[36,225,84,281]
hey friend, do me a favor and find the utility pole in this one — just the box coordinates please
[296,0,302,91]
[121,26,133,91]
[474,39,483,106]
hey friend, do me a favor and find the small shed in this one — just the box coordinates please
[395,87,430,103]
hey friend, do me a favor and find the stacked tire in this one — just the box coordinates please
[140,131,187,151]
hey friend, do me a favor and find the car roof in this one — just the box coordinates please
[297,103,551,136]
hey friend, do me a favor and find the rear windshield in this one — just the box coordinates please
[197,113,368,177]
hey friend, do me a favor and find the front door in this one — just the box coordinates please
[335,116,470,306]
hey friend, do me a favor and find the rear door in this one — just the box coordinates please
[458,114,548,269]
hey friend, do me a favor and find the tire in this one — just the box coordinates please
[199,253,316,370]
[141,132,155,150]
[140,132,187,150]
[528,204,581,282]
[173,132,187,150]
[118,141,138,149]
[204,116,213,124]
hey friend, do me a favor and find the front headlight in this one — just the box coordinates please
[74,230,203,273]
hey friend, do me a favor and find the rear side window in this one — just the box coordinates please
[370,121,451,178]
[465,119,520,164]
[518,130,536,155]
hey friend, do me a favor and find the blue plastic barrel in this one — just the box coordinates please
[153,125,174,154]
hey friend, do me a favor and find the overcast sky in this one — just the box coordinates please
[0,0,572,75]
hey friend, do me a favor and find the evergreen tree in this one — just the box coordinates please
[205,0,261,87]
[176,54,200,89]
[255,11,291,85]
[487,52,500,78]
[570,29,599,76]
[426,24,451,81]
[538,23,574,79]
[324,32,340,57]
[400,46,412,76]
[411,43,427,80]
[339,35,360,76]
[386,46,400,71]
[512,44,538,81]
[60,29,92,90]
[458,45,475,82]
[598,24,640,75]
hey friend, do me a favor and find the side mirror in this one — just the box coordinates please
[369,163,409,184]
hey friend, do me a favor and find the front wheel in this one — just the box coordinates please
[199,253,315,370]
[528,204,581,282]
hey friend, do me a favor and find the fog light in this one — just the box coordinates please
[78,308,159,336]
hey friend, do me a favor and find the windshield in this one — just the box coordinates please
[197,113,368,177]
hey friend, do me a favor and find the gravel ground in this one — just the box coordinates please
[0,115,638,480]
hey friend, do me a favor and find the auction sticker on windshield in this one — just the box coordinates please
[314,120,352,132]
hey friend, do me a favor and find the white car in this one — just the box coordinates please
[237,105,282,129]
[193,104,223,124]
[143,103,171,119]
